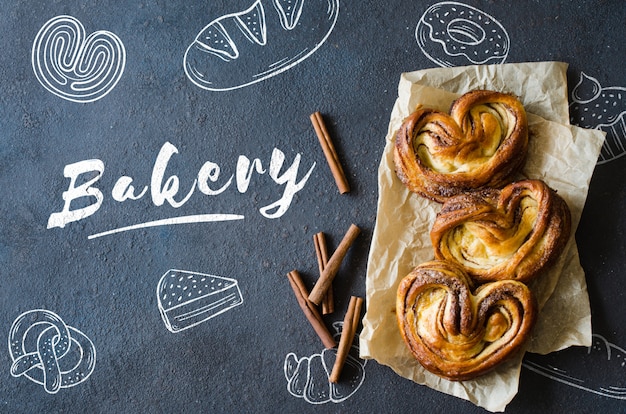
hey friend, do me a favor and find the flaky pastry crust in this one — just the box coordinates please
[394,90,528,202]
[431,179,571,284]
[396,260,537,381]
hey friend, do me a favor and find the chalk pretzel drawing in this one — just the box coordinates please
[569,72,626,164]
[8,309,96,394]
[184,0,340,91]
[157,269,244,333]
[523,334,626,399]
[415,1,510,68]
[32,15,126,103]
[284,322,366,404]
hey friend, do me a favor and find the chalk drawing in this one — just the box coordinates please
[88,214,245,239]
[157,269,244,333]
[32,15,126,103]
[184,0,339,91]
[45,142,315,238]
[8,309,96,394]
[415,1,509,68]
[284,322,366,404]
[523,334,626,399]
[569,72,626,164]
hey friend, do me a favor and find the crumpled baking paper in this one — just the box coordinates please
[359,62,606,412]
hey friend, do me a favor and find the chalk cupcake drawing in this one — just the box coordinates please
[284,322,366,404]
[415,1,510,68]
[569,72,626,164]
[32,15,126,103]
[8,309,96,394]
[184,0,340,91]
[157,269,244,333]
[523,334,626,399]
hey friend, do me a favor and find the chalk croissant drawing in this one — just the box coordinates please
[157,269,244,333]
[32,15,126,103]
[184,0,339,91]
[415,1,510,68]
[523,334,626,399]
[284,322,366,404]
[8,309,96,394]
[569,72,626,164]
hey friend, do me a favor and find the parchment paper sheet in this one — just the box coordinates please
[359,62,606,412]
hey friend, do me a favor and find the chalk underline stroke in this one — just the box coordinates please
[88,214,245,239]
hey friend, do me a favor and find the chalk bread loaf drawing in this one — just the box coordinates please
[569,72,626,164]
[32,15,126,103]
[284,322,366,404]
[415,1,509,68]
[184,0,339,91]
[8,309,96,394]
[523,334,626,399]
[157,269,244,333]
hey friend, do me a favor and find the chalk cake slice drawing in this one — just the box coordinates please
[184,0,339,91]
[523,334,626,399]
[8,309,96,394]
[569,72,626,164]
[415,1,510,68]
[284,322,366,404]
[157,269,244,333]
[32,15,126,103]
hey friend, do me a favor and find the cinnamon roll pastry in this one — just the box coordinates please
[431,179,571,284]
[396,260,537,381]
[394,90,528,202]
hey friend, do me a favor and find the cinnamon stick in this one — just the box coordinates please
[308,224,361,305]
[287,270,336,349]
[329,296,363,383]
[310,111,350,194]
[314,232,334,314]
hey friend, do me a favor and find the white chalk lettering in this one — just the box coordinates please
[151,142,196,208]
[261,149,315,219]
[47,142,316,236]
[236,156,265,193]
[47,160,105,229]
[197,161,232,195]
[111,176,148,201]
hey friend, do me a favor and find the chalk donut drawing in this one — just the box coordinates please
[184,0,339,91]
[569,72,626,164]
[32,15,126,103]
[284,322,366,404]
[415,1,510,68]
[523,334,626,399]
[8,309,96,394]
[157,269,244,333]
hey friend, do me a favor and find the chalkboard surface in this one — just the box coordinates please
[1,1,625,412]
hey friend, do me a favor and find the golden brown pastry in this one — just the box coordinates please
[396,260,537,381]
[394,90,528,202]
[431,179,571,284]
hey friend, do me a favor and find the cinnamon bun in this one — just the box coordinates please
[396,260,537,381]
[431,179,571,284]
[394,90,528,202]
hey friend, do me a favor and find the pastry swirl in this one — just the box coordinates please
[394,90,528,202]
[431,179,571,284]
[396,260,537,381]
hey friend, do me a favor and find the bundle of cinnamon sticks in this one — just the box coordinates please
[286,223,363,383]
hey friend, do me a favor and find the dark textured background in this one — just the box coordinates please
[1,1,625,412]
